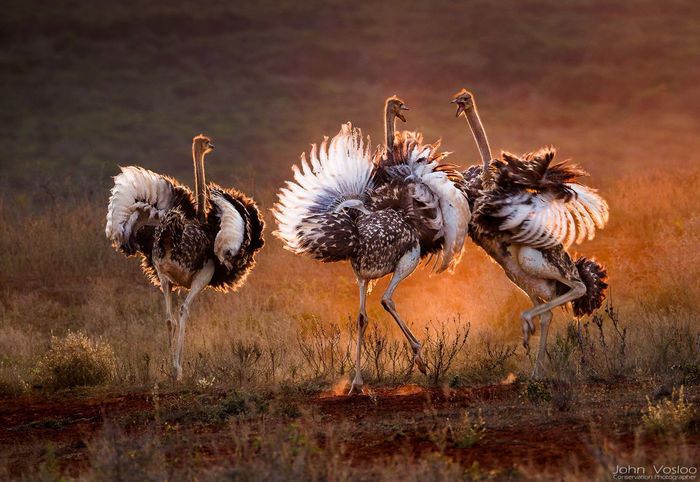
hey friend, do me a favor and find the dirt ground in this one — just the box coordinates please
[2,381,698,480]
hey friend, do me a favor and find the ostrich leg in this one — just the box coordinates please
[349,278,369,395]
[522,294,540,351]
[380,246,427,374]
[174,261,215,381]
[524,291,555,378]
[529,309,553,379]
[156,272,178,379]
[517,247,585,379]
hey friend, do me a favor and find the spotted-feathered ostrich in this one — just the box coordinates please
[274,100,470,394]
[451,89,609,378]
[106,135,264,380]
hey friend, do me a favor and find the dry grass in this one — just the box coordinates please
[1,0,700,478]
[642,386,696,434]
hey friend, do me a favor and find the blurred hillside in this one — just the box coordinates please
[1,0,699,204]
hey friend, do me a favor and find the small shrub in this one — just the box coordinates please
[573,302,630,381]
[195,375,217,391]
[674,363,700,385]
[422,317,470,385]
[551,381,575,411]
[219,390,268,419]
[460,337,518,385]
[428,409,486,452]
[547,325,578,381]
[363,325,413,383]
[297,318,351,379]
[450,410,486,448]
[33,332,116,390]
[642,385,695,434]
[231,340,263,387]
[273,396,302,419]
[522,380,552,404]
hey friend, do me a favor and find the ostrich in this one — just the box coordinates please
[274,100,470,394]
[451,89,609,378]
[383,95,409,153]
[105,135,264,381]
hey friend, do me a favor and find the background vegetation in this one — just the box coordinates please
[0,0,699,479]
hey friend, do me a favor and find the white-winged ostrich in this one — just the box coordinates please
[105,135,264,380]
[274,98,470,394]
[451,89,609,378]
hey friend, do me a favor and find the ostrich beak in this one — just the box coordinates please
[396,105,408,122]
[452,100,466,118]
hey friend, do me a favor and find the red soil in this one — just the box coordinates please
[0,382,697,479]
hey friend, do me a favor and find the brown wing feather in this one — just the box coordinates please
[489,147,588,200]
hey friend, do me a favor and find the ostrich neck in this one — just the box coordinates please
[465,107,492,185]
[385,108,396,152]
[192,146,207,222]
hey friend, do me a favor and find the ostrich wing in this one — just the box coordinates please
[373,131,471,273]
[208,188,246,270]
[475,147,609,249]
[273,123,374,261]
[418,163,471,272]
[478,183,609,249]
[105,166,195,255]
[206,183,264,292]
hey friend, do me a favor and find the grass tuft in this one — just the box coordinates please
[642,385,696,434]
[33,331,116,390]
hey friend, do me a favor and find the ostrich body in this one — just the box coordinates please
[274,99,470,394]
[452,89,609,378]
[106,135,264,380]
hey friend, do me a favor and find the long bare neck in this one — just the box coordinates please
[464,106,493,186]
[192,145,207,222]
[385,106,396,152]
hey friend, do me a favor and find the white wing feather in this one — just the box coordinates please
[105,166,187,248]
[404,148,471,273]
[210,191,246,269]
[273,123,374,254]
[496,183,609,248]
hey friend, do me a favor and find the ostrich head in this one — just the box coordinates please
[193,134,214,157]
[451,89,475,118]
[386,95,409,122]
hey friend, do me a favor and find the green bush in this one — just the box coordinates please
[34,332,116,390]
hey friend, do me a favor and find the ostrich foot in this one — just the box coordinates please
[413,349,428,375]
[521,313,535,353]
[521,313,535,336]
[348,378,364,396]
